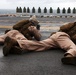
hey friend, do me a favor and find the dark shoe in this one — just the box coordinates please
[61,57,76,65]
[0,42,4,46]
[10,46,23,55]
[3,36,17,56]
[3,37,12,56]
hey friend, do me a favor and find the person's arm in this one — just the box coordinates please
[28,26,42,41]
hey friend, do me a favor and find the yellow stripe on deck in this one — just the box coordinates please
[0,26,12,29]
[0,25,59,30]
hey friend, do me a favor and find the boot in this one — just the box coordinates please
[61,54,76,65]
[3,36,18,56]
[0,42,4,46]
[10,46,23,54]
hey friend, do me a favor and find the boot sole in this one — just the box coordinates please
[61,57,76,65]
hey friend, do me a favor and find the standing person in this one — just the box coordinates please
[3,22,76,65]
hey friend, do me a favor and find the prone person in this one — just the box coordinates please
[13,15,41,41]
[0,15,41,45]
[0,15,41,54]
[3,22,76,65]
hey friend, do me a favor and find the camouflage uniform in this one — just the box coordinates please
[59,22,76,44]
[3,22,76,65]
[13,19,41,40]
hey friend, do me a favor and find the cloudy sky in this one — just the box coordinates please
[0,0,76,9]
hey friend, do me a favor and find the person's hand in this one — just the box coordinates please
[28,26,36,32]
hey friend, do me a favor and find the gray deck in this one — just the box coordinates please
[0,17,76,75]
[0,30,76,75]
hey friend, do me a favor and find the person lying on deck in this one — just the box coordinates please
[2,22,76,66]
